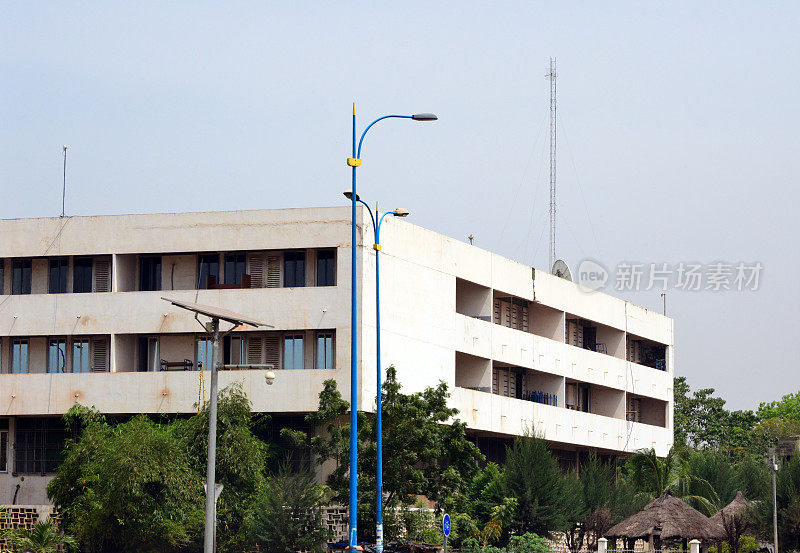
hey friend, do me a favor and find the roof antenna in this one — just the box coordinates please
[468,234,474,245]
[546,58,557,270]
[61,145,68,217]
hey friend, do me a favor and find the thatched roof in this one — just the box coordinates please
[605,491,719,541]
[711,491,749,523]
[708,491,751,540]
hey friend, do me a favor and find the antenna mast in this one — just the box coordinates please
[61,146,68,217]
[546,58,557,270]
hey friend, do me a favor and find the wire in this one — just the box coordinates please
[558,115,600,255]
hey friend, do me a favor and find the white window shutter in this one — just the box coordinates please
[247,335,264,364]
[264,334,280,368]
[93,258,111,292]
[266,255,281,288]
[492,368,499,395]
[493,299,501,325]
[91,338,109,372]
[248,254,265,288]
[521,304,529,332]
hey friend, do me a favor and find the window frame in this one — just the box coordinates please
[283,250,306,288]
[72,338,91,373]
[11,339,29,374]
[223,253,247,285]
[14,418,69,474]
[316,249,336,286]
[139,256,162,292]
[11,259,32,295]
[282,333,305,370]
[48,338,67,374]
[48,257,69,294]
[315,331,334,369]
[197,253,220,289]
[73,257,93,294]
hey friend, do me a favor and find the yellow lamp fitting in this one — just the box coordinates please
[347,158,362,167]
[373,244,382,251]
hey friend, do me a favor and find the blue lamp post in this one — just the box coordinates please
[344,190,409,553]
[346,106,437,553]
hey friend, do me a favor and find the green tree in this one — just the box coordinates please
[172,383,268,552]
[48,411,203,553]
[246,464,331,553]
[774,455,800,550]
[6,518,78,553]
[284,368,484,542]
[757,391,800,421]
[502,433,574,538]
[624,448,718,514]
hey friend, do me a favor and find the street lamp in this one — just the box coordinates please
[346,106,436,553]
[343,190,409,553]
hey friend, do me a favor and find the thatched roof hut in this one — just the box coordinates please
[711,491,749,525]
[709,491,751,541]
[605,491,720,543]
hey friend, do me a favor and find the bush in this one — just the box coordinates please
[506,532,552,553]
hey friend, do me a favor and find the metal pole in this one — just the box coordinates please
[349,104,359,553]
[204,319,220,553]
[773,453,779,553]
[61,146,67,218]
[375,206,384,552]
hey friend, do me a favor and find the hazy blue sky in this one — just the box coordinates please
[2,2,798,410]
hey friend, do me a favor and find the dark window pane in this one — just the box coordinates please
[139,256,161,291]
[316,250,336,286]
[12,259,32,295]
[224,253,246,285]
[284,251,306,288]
[0,430,7,472]
[73,257,93,293]
[197,254,220,289]
[49,258,68,294]
[14,418,68,474]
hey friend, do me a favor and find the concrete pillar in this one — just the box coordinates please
[689,539,701,553]
[598,537,608,553]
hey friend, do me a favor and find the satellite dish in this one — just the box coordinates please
[551,259,573,281]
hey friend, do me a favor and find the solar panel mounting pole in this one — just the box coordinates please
[204,317,220,553]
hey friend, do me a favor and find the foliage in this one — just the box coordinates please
[774,455,800,550]
[246,464,331,553]
[709,536,759,553]
[624,447,719,514]
[5,518,78,553]
[506,532,553,553]
[757,391,800,421]
[502,433,574,538]
[172,382,268,551]
[48,385,268,553]
[286,368,484,542]
[47,411,203,553]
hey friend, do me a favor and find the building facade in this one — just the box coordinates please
[0,206,674,505]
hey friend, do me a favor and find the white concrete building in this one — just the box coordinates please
[0,206,673,505]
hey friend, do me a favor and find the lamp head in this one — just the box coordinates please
[392,208,410,217]
[343,190,360,201]
[411,113,438,121]
[265,371,276,385]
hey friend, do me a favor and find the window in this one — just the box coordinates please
[196,338,213,371]
[198,254,220,289]
[49,257,68,294]
[283,334,304,369]
[72,340,90,373]
[224,253,246,285]
[11,339,28,374]
[73,257,93,293]
[14,418,69,474]
[316,249,336,286]
[224,335,245,365]
[139,256,162,291]
[0,419,8,472]
[48,339,67,373]
[12,259,32,295]
[316,332,334,369]
[138,337,160,372]
[284,251,306,288]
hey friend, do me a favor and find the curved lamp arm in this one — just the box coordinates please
[357,115,413,159]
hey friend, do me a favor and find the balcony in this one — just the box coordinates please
[0,368,335,416]
[451,387,672,456]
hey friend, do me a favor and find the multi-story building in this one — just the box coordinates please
[0,206,673,506]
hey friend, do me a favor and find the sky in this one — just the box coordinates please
[2,2,798,411]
